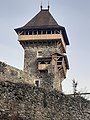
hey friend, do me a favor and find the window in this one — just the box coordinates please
[35,80,39,87]
[26,31,28,35]
[34,79,40,87]
[34,31,37,35]
[43,30,46,34]
[37,51,43,58]
[55,30,60,34]
[52,30,54,34]
[47,30,51,34]
[29,31,32,35]
[38,30,41,34]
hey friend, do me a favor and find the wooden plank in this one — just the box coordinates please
[18,34,62,41]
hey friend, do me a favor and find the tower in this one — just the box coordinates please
[15,7,69,92]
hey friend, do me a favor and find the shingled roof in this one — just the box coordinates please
[23,9,59,29]
[15,9,60,30]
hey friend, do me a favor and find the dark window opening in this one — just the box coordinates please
[57,57,62,61]
[43,30,46,34]
[37,51,43,57]
[55,30,60,34]
[35,80,39,87]
[48,41,51,44]
[26,31,28,35]
[34,31,37,35]
[38,42,42,44]
[57,62,62,65]
[52,30,54,34]
[47,30,51,34]
[29,42,33,44]
[40,69,48,73]
[40,61,45,64]
[29,31,32,35]
[48,61,51,64]
[38,30,41,34]
[43,41,47,44]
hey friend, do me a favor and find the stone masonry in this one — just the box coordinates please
[23,41,64,91]
[0,81,90,120]
[0,61,23,83]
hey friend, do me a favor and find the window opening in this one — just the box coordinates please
[40,61,45,64]
[35,80,39,87]
[38,30,41,34]
[37,51,43,58]
[34,31,37,35]
[43,30,46,34]
[55,30,60,34]
[57,62,62,65]
[48,61,51,64]
[35,79,40,87]
[52,30,54,34]
[47,30,51,34]
[26,31,28,35]
[57,57,62,61]
[29,31,32,35]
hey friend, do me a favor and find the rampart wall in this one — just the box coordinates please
[0,81,90,120]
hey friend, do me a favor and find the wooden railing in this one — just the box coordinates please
[18,34,63,41]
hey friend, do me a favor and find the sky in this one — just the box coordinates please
[0,0,90,95]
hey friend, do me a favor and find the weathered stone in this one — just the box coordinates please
[0,81,90,120]
[0,61,23,83]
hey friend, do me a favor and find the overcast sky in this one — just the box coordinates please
[0,0,90,94]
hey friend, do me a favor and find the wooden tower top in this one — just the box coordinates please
[14,9,69,45]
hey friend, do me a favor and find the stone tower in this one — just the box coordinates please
[15,7,69,92]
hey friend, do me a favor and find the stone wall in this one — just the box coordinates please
[23,40,64,91]
[0,61,23,83]
[0,81,90,120]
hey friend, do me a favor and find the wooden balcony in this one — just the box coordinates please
[18,34,63,41]
[38,64,48,71]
